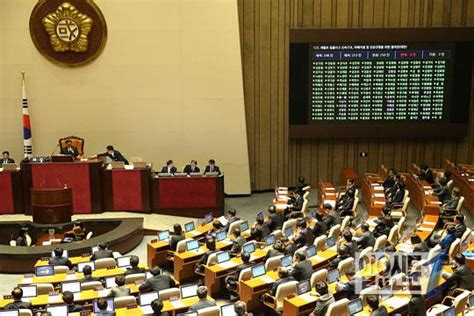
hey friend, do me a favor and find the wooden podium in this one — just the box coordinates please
[31,188,73,224]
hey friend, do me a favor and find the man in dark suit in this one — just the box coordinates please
[342,231,358,258]
[49,248,72,269]
[337,189,355,216]
[224,208,240,232]
[170,224,185,251]
[124,255,145,276]
[311,211,328,238]
[418,163,434,185]
[293,220,314,248]
[204,159,221,175]
[357,223,375,250]
[139,266,175,293]
[433,177,450,203]
[269,268,295,296]
[383,169,395,190]
[230,228,246,255]
[386,181,405,208]
[454,214,467,239]
[323,204,341,228]
[95,297,116,316]
[289,252,313,281]
[82,265,99,283]
[2,151,15,165]
[108,275,131,298]
[441,187,461,216]
[151,299,170,316]
[60,139,79,159]
[63,291,83,313]
[188,286,216,312]
[183,160,200,174]
[91,243,114,260]
[267,206,284,230]
[225,252,254,298]
[329,245,350,269]
[161,160,177,174]
[97,145,129,165]
[336,179,356,208]
[442,253,474,291]
[310,281,335,316]
[4,287,32,310]
[367,295,388,316]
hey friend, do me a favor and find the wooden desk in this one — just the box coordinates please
[361,175,386,217]
[446,161,474,213]
[317,181,336,210]
[35,255,92,267]
[0,169,23,214]
[403,173,440,215]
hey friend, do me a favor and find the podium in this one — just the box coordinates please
[31,188,73,224]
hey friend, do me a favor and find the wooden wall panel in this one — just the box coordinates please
[237,0,474,191]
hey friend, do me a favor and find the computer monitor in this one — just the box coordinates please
[265,234,276,246]
[220,303,237,316]
[284,226,293,237]
[47,304,68,316]
[184,222,195,232]
[380,285,393,300]
[19,285,37,298]
[217,251,230,264]
[139,292,159,306]
[348,298,363,315]
[180,284,199,299]
[158,230,170,241]
[327,269,339,284]
[186,239,200,251]
[240,221,249,232]
[35,265,54,277]
[216,230,227,242]
[93,298,115,312]
[442,306,456,316]
[306,245,317,258]
[242,242,256,254]
[0,311,19,316]
[281,255,292,267]
[326,236,335,248]
[61,281,81,293]
[116,256,132,268]
[51,249,68,258]
[105,277,117,288]
[296,280,311,295]
[204,213,213,224]
[469,294,474,308]
[77,261,95,273]
[251,265,266,278]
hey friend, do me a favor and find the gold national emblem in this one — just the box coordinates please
[42,2,93,52]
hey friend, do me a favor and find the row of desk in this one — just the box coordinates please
[445,160,474,213]
[0,161,224,217]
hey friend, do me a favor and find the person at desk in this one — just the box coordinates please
[293,220,314,248]
[357,223,375,250]
[151,299,170,316]
[49,248,72,269]
[386,181,405,208]
[336,269,363,300]
[417,163,434,185]
[230,228,246,255]
[454,214,467,239]
[328,244,350,270]
[183,160,200,174]
[383,168,395,191]
[124,255,145,276]
[161,160,177,174]
[265,240,285,260]
[2,151,15,164]
[251,215,271,241]
[323,204,341,228]
[289,252,313,281]
[269,268,295,296]
[91,243,114,260]
[433,177,450,203]
[97,145,129,165]
[224,208,240,232]
[410,234,429,253]
[204,159,221,175]
[267,206,284,230]
[195,236,218,274]
[311,211,328,238]
[337,189,355,216]
[342,231,358,258]
[336,179,356,208]
[60,139,79,159]
[139,266,175,293]
[95,297,116,316]
[442,253,474,291]
[366,295,388,316]
[82,265,99,283]
[188,286,216,312]
[310,281,335,316]
[234,301,253,316]
[225,252,254,299]
[170,224,185,251]
[438,225,457,255]
[441,187,461,216]
[4,287,32,310]
[108,275,131,298]
[63,291,83,313]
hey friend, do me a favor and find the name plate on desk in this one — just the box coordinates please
[2,163,17,171]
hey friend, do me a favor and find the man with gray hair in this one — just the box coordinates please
[234,301,253,316]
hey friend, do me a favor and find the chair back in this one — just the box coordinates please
[327,298,350,316]
[36,283,54,295]
[274,281,298,311]
[387,225,399,245]
[359,246,373,266]
[374,235,387,252]
[310,269,328,288]
[397,217,406,236]
[456,196,465,211]
[359,285,380,304]
[454,290,470,314]
[303,191,310,200]
[81,281,103,291]
[403,190,409,202]
[113,295,137,309]
[125,273,146,285]
[94,258,116,270]
[86,231,93,240]
[340,216,350,232]
[337,257,354,276]
[461,228,472,245]
[328,224,341,241]
[159,288,180,301]
[176,238,193,253]
[389,273,406,291]
[282,219,298,235]
[427,245,442,261]
[301,199,309,217]
[19,310,33,316]
[448,238,461,260]
[228,220,244,235]
[53,265,69,274]
[238,267,252,282]
[447,180,454,191]
[302,186,311,192]
[355,189,360,199]
[197,306,220,316]
[313,235,327,251]
[265,255,284,272]
[206,252,218,266]
[25,234,32,247]
[59,136,85,156]
[351,197,359,215]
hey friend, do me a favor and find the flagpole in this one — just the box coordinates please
[21,72,33,159]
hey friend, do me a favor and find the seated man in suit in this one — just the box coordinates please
[95,297,116,316]
[82,265,99,283]
[442,253,474,291]
[234,301,253,316]
[108,275,131,298]
[311,211,328,238]
[183,160,200,174]
[336,269,364,300]
[97,145,129,165]
[337,189,355,216]
[366,295,388,316]
[289,252,313,281]
[433,177,450,203]
[386,181,405,208]
[91,242,114,260]
[268,268,295,296]
[139,266,175,293]
[151,299,170,316]
[250,215,271,242]
[329,244,350,270]
[230,228,246,255]
[417,163,434,185]
[170,223,185,251]
[323,204,341,228]
[336,179,356,208]
[264,240,285,260]
[195,236,218,274]
[60,139,79,160]
[342,231,358,258]
[454,214,467,239]
[124,255,145,276]
[2,151,15,165]
[267,205,284,230]
[4,287,32,310]
[204,159,221,175]
[189,286,216,312]
[49,247,72,269]
[383,168,396,191]
[441,187,461,216]
[63,291,83,313]
[310,281,335,316]
[225,252,254,299]
[224,208,240,231]
[293,220,314,248]
[407,283,426,316]
[357,223,375,250]
[161,160,177,174]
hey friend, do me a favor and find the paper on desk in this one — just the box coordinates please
[311,255,326,263]
[325,193,336,196]
[218,261,237,269]
[417,227,432,232]
[430,201,442,205]
[98,289,110,297]
[217,216,228,226]
[170,300,186,308]
[374,193,385,198]
[385,297,410,308]
[73,293,81,300]
[141,305,153,315]
[261,276,275,284]
[23,277,33,283]
[42,241,52,246]
[374,201,385,205]
[48,295,62,304]
[423,221,437,226]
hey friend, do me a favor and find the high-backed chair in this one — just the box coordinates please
[81,281,103,291]
[359,246,373,267]
[263,281,298,312]
[265,255,284,272]
[59,136,85,157]
[176,238,194,253]
[391,197,410,221]
[282,219,298,235]
[461,228,472,246]
[310,269,328,288]
[94,258,116,270]
[86,231,93,240]
[302,186,311,193]
[237,267,252,293]
[447,180,454,191]
[206,253,219,266]
[36,283,54,295]
[301,199,309,217]
[337,257,354,276]
[114,296,137,309]
[327,298,350,316]
[389,273,406,291]
[351,197,360,216]
[328,224,341,241]
[397,217,406,237]
[387,225,399,245]
[456,196,465,212]
[313,235,327,252]
[197,306,219,316]
[429,290,470,315]
[125,273,146,285]
[25,233,32,247]
[373,235,387,252]
[427,245,442,261]
[159,288,180,301]
[19,310,33,316]
[448,238,461,260]
[228,220,244,235]
[340,216,351,232]
[53,266,69,274]
[359,285,380,304]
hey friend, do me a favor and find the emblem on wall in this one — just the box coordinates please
[30,0,107,67]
